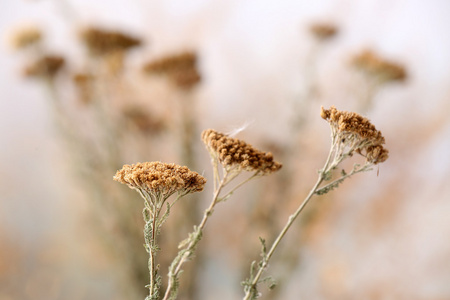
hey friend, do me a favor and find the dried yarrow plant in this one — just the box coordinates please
[114,107,388,300]
[242,106,388,299]
[114,130,282,300]
[114,162,206,300]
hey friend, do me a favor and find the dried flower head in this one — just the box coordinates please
[142,51,201,89]
[24,55,65,78]
[114,162,206,201]
[309,23,338,40]
[320,106,388,164]
[80,27,142,56]
[201,129,282,174]
[122,106,165,133]
[9,25,42,50]
[351,50,407,83]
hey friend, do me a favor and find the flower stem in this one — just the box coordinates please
[162,176,226,300]
[243,140,337,300]
[242,174,324,300]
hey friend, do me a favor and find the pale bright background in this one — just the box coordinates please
[1,0,450,299]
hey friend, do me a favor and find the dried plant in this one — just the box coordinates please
[113,110,388,300]
[143,51,201,90]
[9,25,42,50]
[309,23,338,41]
[79,27,142,57]
[242,106,388,299]
[114,162,206,300]
[351,49,407,111]
[8,12,400,300]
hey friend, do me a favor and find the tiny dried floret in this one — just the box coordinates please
[201,129,282,174]
[114,162,206,199]
[351,50,407,82]
[80,27,142,56]
[320,106,389,164]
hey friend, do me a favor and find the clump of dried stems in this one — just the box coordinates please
[114,106,388,300]
[10,17,396,300]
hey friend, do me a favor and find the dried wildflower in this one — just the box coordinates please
[351,50,407,83]
[201,129,282,174]
[80,27,141,56]
[114,162,206,201]
[24,55,65,78]
[309,23,338,40]
[320,106,388,164]
[122,106,165,133]
[114,161,205,299]
[9,25,42,50]
[142,51,201,89]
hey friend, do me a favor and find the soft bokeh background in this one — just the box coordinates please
[1,0,450,299]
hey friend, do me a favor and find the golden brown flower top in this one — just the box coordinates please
[309,23,338,40]
[320,106,388,164]
[201,129,282,174]
[80,27,142,56]
[24,55,65,78]
[9,25,42,50]
[121,106,165,133]
[142,51,201,89]
[351,50,407,82]
[114,162,206,198]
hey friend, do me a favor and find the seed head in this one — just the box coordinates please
[320,106,389,164]
[9,25,42,50]
[201,129,282,174]
[24,55,65,78]
[351,49,407,83]
[142,51,201,89]
[309,23,338,40]
[114,162,206,199]
[80,27,142,56]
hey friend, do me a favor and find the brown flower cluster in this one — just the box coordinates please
[114,162,206,199]
[309,23,338,40]
[24,55,65,78]
[142,51,201,89]
[10,25,42,50]
[122,106,165,133]
[320,106,388,164]
[80,27,142,56]
[201,129,282,174]
[352,50,407,83]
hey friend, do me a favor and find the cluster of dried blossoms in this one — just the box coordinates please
[309,23,338,40]
[201,129,282,175]
[9,25,42,50]
[114,162,205,300]
[352,49,407,83]
[113,161,206,202]
[80,27,142,56]
[320,105,389,164]
[24,55,65,79]
[142,51,201,89]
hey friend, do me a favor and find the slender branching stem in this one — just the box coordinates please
[243,135,346,300]
[242,173,324,300]
[162,175,226,300]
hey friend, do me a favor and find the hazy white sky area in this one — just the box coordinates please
[1,0,450,299]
